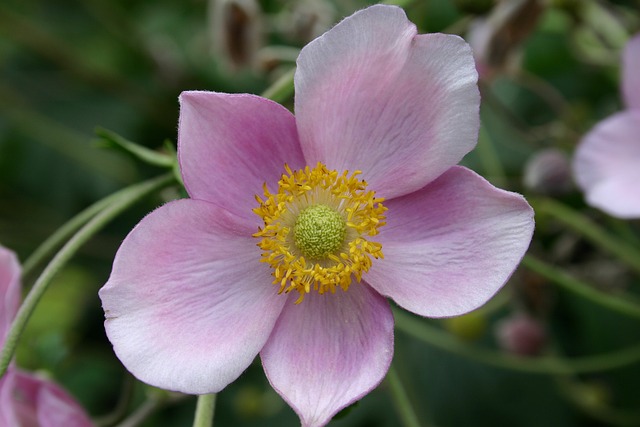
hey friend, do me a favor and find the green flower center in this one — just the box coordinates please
[293,204,346,260]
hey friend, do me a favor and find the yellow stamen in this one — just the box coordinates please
[253,162,386,303]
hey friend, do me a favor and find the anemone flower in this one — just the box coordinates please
[0,245,94,427]
[573,34,640,218]
[100,5,534,426]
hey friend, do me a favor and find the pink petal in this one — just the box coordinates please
[0,245,21,347]
[0,369,94,427]
[178,91,306,224]
[573,111,640,218]
[99,199,286,394]
[261,285,394,427]
[622,34,640,109]
[295,4,480,199]
[366,166,534,317]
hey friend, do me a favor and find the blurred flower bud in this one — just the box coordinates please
[468,0,545,79]
[495,312,546,356]
[278,0,335,44]
[209,0,262,70]
[444,311,487,341]
[523,148,573,196]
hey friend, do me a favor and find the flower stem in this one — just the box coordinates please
[193,394,217,427]
[386,365,423,427]
[521,255,640,319]
[477,125,507,189]
[531,197,640,276]
[0,173,175,378]
[261,67,295,104]
[22,190,122,278]
[394,309,640,375]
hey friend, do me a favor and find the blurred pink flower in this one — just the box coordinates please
[0,246,94,427]
[99,5,534,427]
[573,34,640,218]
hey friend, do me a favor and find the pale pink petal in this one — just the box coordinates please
[366,166,534,318]
[178,91,306,224]
[99,199,286,394]
[261,285,394,427]
[0,245,21,346]
[295,4,480,198]
[0,373,21,427]
[573,111,640,218]
[0,369,94,427]
[622,34,640,109]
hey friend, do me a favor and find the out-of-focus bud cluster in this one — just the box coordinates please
[276,0,335,44]
[523,148,573,196]
[208,0,335,74]
[495,312,546,356]
[467,0,545,80]
[444,311,487,341]
[209,0,263,70]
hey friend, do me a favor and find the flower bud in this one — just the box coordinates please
[468,0,545,79]
[523,148,573,196]
[495,312,546,356]
[209,0,262,70]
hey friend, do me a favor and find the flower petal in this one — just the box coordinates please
[295,4,480,198]
[178,91,306,224]
[0,369,94,427]
[573,111,640,218]
[366,166,534,317]
[0,245,21,347]
[261,285,394,427]
[99,199,286,394]
[622,33,640,109]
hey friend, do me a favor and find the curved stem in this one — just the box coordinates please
[477,125,507,188]
[0,173,175,378]
[394,309,640,375]
[261,67,295,104]
[22,191,120,278]
[531,197,640,276]
[522,255,640,320]
[386,365,423,427]
[193,394,217,427]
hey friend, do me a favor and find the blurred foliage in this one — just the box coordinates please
[1,0,640,426]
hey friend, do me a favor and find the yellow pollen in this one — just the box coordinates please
[253,162,386,304]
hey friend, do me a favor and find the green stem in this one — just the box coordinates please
[386,365,423,427]
[0,173,175,378]
[193,394,217,427]
[22,191,120,278]
[477,125,507,189]
[521,255,640,319]
[261,68,295,104]
[394,309,640,375]
[531,198,640,276]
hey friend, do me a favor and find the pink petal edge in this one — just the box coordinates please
[0,369,94,427]
[366,166,534,317]
[100,199,286,394]
[295,4,480,199]
[573,110,640,218]
[178,91,306,225]
[0,245,21,346]
[261,285,394,427]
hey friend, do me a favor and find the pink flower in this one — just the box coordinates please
[573,34,640,218]
[0,246,94,427]
[99,5,534,427]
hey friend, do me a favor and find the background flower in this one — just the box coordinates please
[0,245,94,427]
[572,34,640,218]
